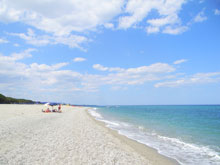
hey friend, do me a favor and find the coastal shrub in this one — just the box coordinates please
[0,93,34,104]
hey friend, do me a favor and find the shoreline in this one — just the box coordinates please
[0,104,178,164]
[86,108,179,165]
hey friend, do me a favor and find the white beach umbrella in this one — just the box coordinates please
[44,102,50,106]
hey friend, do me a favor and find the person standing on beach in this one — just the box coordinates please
[58,104,61,112]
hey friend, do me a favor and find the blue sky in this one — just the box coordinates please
[0,0,220,105]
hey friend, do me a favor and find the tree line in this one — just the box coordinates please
[0,93,34,104]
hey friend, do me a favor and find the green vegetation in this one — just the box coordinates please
[0,93,35,104]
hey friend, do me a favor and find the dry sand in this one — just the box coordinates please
[0,104,178,165]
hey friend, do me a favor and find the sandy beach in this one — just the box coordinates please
[0,104,178,165]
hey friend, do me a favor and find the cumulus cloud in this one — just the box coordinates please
[0,49,36,79]
[173,59,187,65]
[0,48,68,77]
[73,57,86,62]
[147,14,181,33]
[0,49,177,97]
[0,0,124,35]
[29,62,69,71]
[146,26,159,34]
[0,0,125,50]
[0,0,208,51]
[162,26,188,35]
[155,72,220,87]
[0,49,84,95]
[104,23,114,29]
[147,15,179,27]
[126,63,175,73]
[0,48,36,62]
[1,49,220,102]
[93,64,109,71]
[119,0,187,34]
[8,28,88,49]
[91,63,176,86]
[194,10,207,23]
[0,0,196,39]
[93,63,175,73]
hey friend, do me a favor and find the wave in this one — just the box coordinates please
[88,109,102,118]
[88,108,220,165]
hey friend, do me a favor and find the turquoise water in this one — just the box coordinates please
[89,105,220,165]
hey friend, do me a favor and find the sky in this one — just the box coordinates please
[0,0,220,105]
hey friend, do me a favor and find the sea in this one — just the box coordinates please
[88,105,220,165]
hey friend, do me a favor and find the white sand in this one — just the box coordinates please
[0,104,177,165]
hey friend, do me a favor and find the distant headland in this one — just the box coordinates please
[0,93,34,104]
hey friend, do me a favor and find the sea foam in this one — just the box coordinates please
[89,108,220,165]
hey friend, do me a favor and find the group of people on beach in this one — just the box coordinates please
[42,104,62,113]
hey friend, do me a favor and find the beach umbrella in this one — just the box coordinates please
[49,103,58,111]
[44,102,56,109]
[43,102,58,111]
[49,103,58,106]
[44,102,50,106]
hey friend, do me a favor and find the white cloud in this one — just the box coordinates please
[163,26,188,35]
[147,14,180,27]
[0,48,36,62]
[0,49,83,93]
[0,0,192,37]
[93,64,109,71]
[0,49,36,79]
[155,79,185,88]
[194,11,207,23]
[104,23,114,29]
[11,48,36,60]
[8,28,88,49]
[146,26,159,34]
[93,63,175,73]
[0,0,124,35]
[1,49,220,102]
[155,72,220,87]
[173,59,187,65]
[118,0,156,29]
[214,9,220,15]
[118,0,187,34]
[29,62,69,71]
[0,38,9,44]
[0,0,205,49]
[93,64,123,72]
[8,29,49,46]
[126,63,175,73]
[146,13,189,35]
[73,57,86,62]
[90,63,176,87]
[0,49,177,98]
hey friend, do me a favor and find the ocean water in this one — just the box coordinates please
[89,105,220,165]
